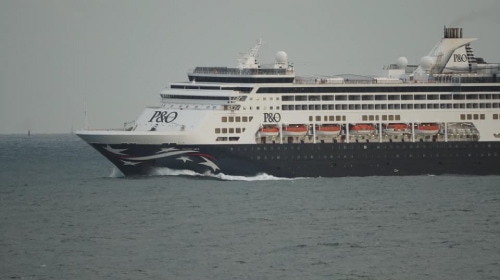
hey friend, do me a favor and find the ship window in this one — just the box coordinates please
[375,104,381,110]
[362,95,374,101]
[322,105,328,110]
[467,114,472,120]
[369,115,374,121]
[222,128,228,133]
[466,94,478,100]
[427,94,439,100]
[316,116,321,121]
[329,116,334,121]
[382,104,387,109]
[222,117,227,122]
[236,128,241,133]
[276,106,280,110]
[415,94,426,100]
[336,95,347,101]
[388,95,400,100]
[460,114,466,120]
[249,117,253,122]
[480,114,485,120]
[395,115,400,121]
[401,95,413,100]
[389,115,394,121]
[375,95,387,100]
[474,114,478,120]
[215,128,221,134]
[229,117,234,122]
[349,95,360,101]
[362,115,368,121]
[343,116,346,121]
[216,137,227,141]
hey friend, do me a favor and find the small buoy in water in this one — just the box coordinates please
[393,169,399,173]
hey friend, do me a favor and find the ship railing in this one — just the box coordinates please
[190,67,290,76]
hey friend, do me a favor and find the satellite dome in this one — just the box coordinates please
[275,51,288,64]
[420,56,434,71]
[396,57,408,69]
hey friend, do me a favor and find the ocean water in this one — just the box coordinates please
[1,134,499,280]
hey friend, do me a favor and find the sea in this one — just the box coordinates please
[0,134,499,280]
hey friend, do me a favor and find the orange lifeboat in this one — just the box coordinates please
[282,124,308,136]
[415,123,440,135]
[383,123,411,135]
[258,125,279,137]
[349,124,375,136]
[315,124,341,136]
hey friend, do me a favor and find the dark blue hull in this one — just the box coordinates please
[88,141,500,177]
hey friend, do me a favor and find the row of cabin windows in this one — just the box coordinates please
[308,115,347,122]
[215,128,247,134]
[251,151,497,161]
[232,142,498,151]
[281,103,500,111]
[257,86,500,94]
[308,114,400,122]
[361,115,401,121]
[281,93,500,102]
[221,116,254,122]
[216,137,240,141]
[460,114,486,120]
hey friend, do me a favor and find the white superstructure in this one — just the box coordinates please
[78,27,500,147]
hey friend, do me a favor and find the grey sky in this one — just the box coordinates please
[1,0,499,134]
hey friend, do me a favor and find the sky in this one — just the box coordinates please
[1,0,499,134]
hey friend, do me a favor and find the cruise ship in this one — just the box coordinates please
[77,27,500,177]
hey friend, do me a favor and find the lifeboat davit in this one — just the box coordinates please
[349,124,375,136]
[259,125,279,137]
[415,123,440,135]
[383,123,411,135]
[282,124,308,136]
[315,124,341,136]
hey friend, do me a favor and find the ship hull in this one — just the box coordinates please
[88,141,500,177]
